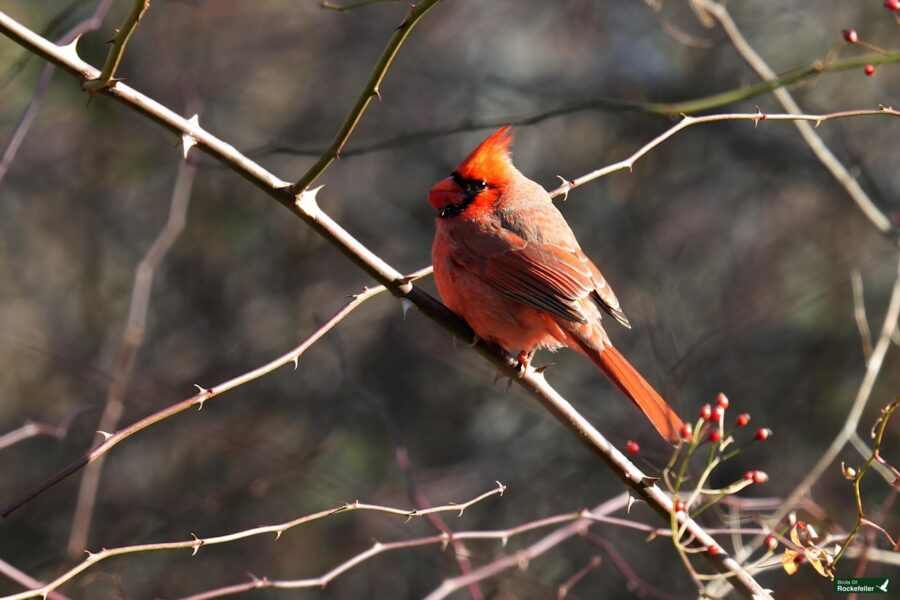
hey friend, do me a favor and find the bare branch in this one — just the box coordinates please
[0,559,71,600]
[773,255,900,525]
[0,420,67,452]
[82,0,150,94]
[292,0,443,191]
[3,484,505,600]
[547,108,900,200]
[0,0,114,184]
[320,0,403,11]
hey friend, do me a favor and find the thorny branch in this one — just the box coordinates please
[292,0,443,191]
[1,484,506,600]
[82,0,150,94]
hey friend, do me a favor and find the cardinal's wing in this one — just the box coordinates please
[451,220,629,327]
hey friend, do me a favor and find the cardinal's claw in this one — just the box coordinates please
[467,334,480,348]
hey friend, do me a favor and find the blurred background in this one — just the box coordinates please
[0,1,898,598]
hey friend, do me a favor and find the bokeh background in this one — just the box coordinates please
[1,1,898,598]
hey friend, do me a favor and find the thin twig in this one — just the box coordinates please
[0,420,67,452]
[422,495,628,600]
[82,0,150,94]
[556,554,603,600]
[546,108,900,200]
[771,255,900,526]
[66,157,196,559]
[0,559,70,600]
[320,0,403,11]
[833,400,899,567]
[696,0,894,236]
[0,0,114,184]
[851,271,874,363]
[1,484,505,600]
[171,504,616,600]
[292,0,443,191]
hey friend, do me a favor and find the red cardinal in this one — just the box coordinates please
[429,126,684,443]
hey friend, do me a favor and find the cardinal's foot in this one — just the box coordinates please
[515,350,536,378]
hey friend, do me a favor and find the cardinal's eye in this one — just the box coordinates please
[473,180,487,191]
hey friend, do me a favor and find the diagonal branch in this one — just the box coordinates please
[292,0,442,191]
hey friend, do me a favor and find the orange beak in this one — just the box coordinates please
[427,176,460,212]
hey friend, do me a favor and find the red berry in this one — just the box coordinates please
[700,403,713,420]
[755,427,772,441]
[765,535,778,551]
[625,440,640,455]
[708,544,720,556]
[842,29,858,43]
[744,471,754,481]
[735,413,751,427]
[679,423,693,441]
[864,64,876,77]
[708,429,722,443]
[715,393,729,409]
[752,470,769,484]
[886,0,900,11]
[712,405,725,421]
[674,500,685,512]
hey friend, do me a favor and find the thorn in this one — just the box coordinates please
[97,430,113,441]
[191,532,203,556]
[372,86,382,101]
[59,35,83,60]
[182,114,200,159]
[555,175,573,201]
[626,495,636,514]
[399,298,413,319]
[274,529,283,540]
[496,481,506,495]
[196,396,207,410]
[440,532,450,550]
[292,355,300,369]
[296,185,324,218]
[533,362,554,374]
[194,384,208,394]
[501,535,508,547]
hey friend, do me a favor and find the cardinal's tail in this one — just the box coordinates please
[580,342,683,444]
